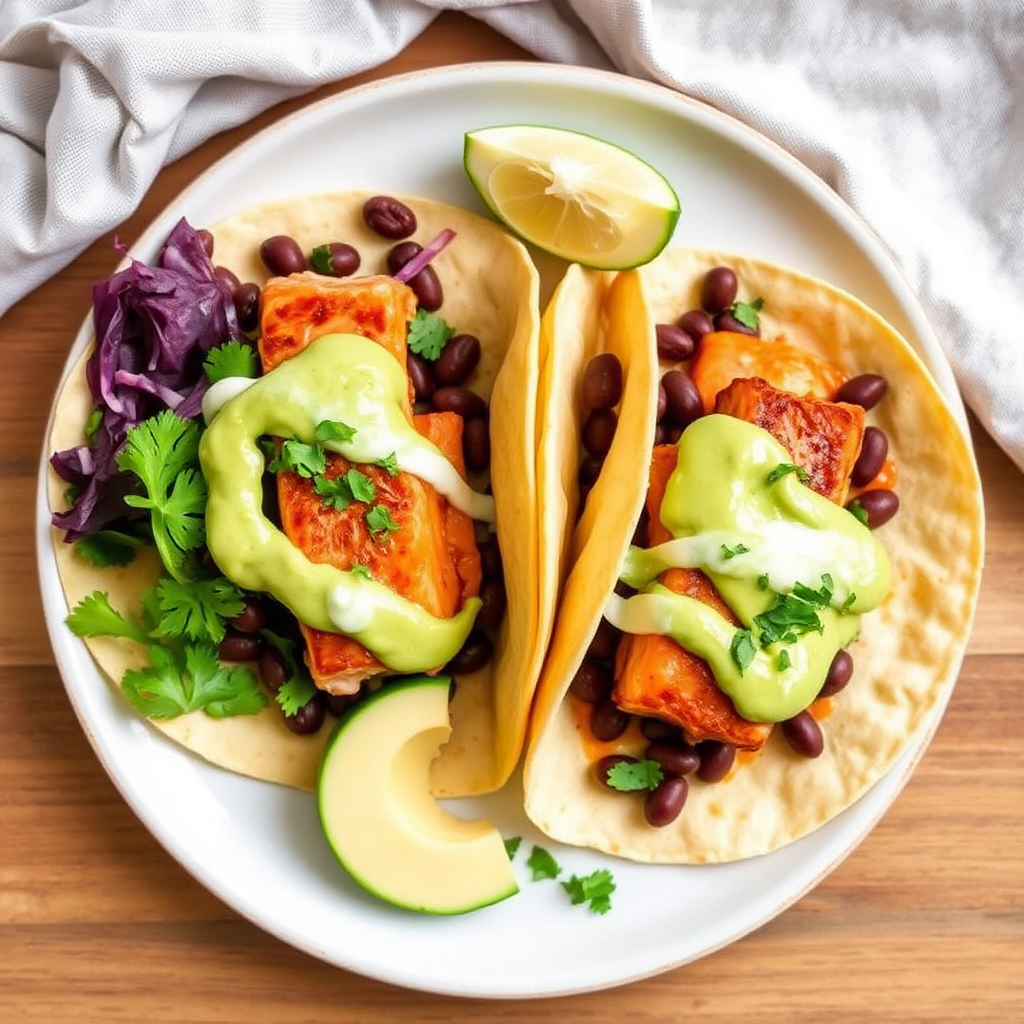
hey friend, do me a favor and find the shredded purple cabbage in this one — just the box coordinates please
[52,218,241,540]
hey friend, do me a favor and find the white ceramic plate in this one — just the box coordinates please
[37,63,969,999]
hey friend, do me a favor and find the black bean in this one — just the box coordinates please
[677,309,714,344]
[257,647,289,693]
[587,619,621,662]
[645,739,701,777]
[476,577,506,632]
[435,334,481,386]
[701,266,738,314]
[228,598,268,634]
[654,422,669,445]
[407,265,444,311]
[407,351,436,402]
[582,408,617,457]
[848,488,899,529]
[851,426,889,487]
[582,352,624,410]
[695,740,735,783]
[639,717,681,742]
[448,631,494,675]
[215,265,241,291]
[835,373,888,410]
[315,242,361,277]
[578,454,603,486]
[661,370,703,428]
[259,235,307,276]
[656,381,667,421]
[594,753,637,788]
[327,690,364,718]
[713,309,759,336]
[644,776,689,827]
[196,229,214,258]
[363,195,417,239]
[479,538,503,579]
[218,630,264,662]
[782,711,825,758]
[569,660,614,704]
[589,699,631,742]
[284,693,326,735]
[463,417,490,472]
[819,649,854,698]
[232,283,261,333]
[387,240,422,273]
[433,386,488,421]
[656,323,696,362]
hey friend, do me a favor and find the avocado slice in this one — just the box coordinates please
[317,674,519,915]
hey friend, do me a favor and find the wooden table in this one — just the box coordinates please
[2,11,1021,1023]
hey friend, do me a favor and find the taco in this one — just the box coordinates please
[48,191,547,798]
[523,250,984,863]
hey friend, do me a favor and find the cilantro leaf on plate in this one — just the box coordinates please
[561,869,615,915]
[204,340,259,383]
[117,411,207,582]
[407,308,454,361]
[504,836,522,860]
[526,845,561,881]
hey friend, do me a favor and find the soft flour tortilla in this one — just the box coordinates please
[49,191,545,797]
[523,248,985,864]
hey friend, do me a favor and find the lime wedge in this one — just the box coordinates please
[464,124,680,269]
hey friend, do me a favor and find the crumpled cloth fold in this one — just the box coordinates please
[3,0,1022,470]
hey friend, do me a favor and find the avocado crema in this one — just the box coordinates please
[199,333,491,674]
[604,414,891,723]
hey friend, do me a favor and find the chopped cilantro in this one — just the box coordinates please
[121,642,265,720]
[848,499,870,527]
[268,438,326,478]
[841,591,857,612]
[313,473,354,510]
[375,451,401,477]
[605,758,664,793]
[259,629,318,715]
[349,563,372,580]
[730,296,765,329]
[203,340,259,383]
[526,845,561,881]
[730,628,757,673]
[150,576,245,644]
[777,648,792,671]
[66,590,152,646]
[561,869,616,915]
[315,419,357,444]
[721,542,750,561]
[407,308,455,361]
[753,591,825,646]
[74,529,144,568]
[116,411,207,583]
[308,244,335,275]
[756,572,771,591]
[346,469,376,504]
[365,504,400,540]
[766,461,809,485]
[504,836,522,860]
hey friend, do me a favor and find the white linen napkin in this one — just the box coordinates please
[2,0,1022,471]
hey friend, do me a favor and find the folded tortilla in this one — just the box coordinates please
[523,249,985,863]
[48,192,547,797]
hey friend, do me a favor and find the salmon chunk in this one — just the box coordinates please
[713,377,864,504]
[612,445,772,750]
[258,273,480,694]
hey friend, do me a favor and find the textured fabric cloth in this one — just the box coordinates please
[2,0,1021,470]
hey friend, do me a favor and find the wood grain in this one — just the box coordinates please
[1,11,1021,1023]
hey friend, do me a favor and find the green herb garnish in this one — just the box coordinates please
[848,499,870,527]
[561,869,616,915]
[729,296,765,329]
[375,451,401,477]
[604,759,664,792]
[766,461,809,485]
[526,845,561,881]
[204,340,259,383]
[407,308,454,361]
[365,504,400,540]
[777,648,792,671]
[730,628,757,673]
[315,419,358,444]
[720,542,750,561]
[504,836,522,860]
[74,529,145,568]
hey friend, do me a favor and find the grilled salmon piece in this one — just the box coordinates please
[690,330,844,414]
[612,445,772,750]
[713,377,864,504]
[279,412,481,694]
[259,272,481,694]
[260,272,417,409]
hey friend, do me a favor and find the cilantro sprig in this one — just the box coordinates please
[117,411,207,583]
[508,844,616,915]
[604,758,664,793]
[204,340,259,383]
[729,296,765,329]
[407,308,454,361]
